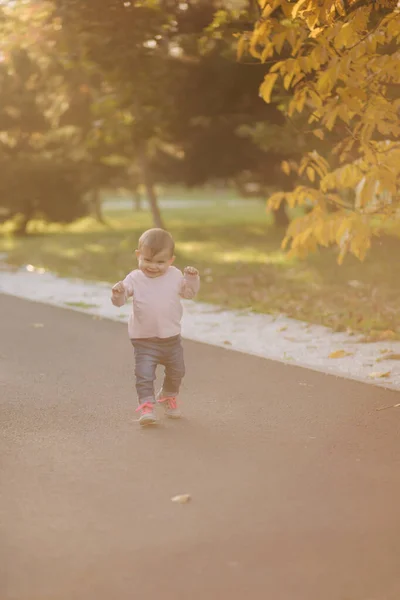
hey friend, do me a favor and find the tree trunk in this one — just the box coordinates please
[132,185,142,212]
[273,201,289,228]
[144,180,164,228]
[90,187,105,224]
[141,162,164,228]
[14,201,34,236]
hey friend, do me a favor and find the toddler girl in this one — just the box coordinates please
[111,228,200,426]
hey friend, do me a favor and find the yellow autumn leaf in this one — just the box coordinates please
[306,11,319,30]
[334,22,354,50]
[335,217,353,244]
[376,353,400,362]
[317,68,336,95]
[357,176,376,209]
[294,89,306,113]
[308,88,323,108]
[273,32,287,54]
[292,0,308,20]
[325,107,339,131]
[267,191,285,210]
[309,26,324,39]
[259,73,278,103]
[360,123,375,144]
[338,164,361,188]
[283,72,294,91]
[306,166,315,182]
[261,42,273,63]
[313,128,325,140]
[171,494,191,504]
[281,161,291,175]
[270,60,285,74]
[329,350,353,359]
[369,371,391,379]
[286,29,297,49]
[262,0,281,19]
[335,0,346,17]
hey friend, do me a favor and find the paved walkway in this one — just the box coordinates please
[1,294,400,600]
[2,267,400,390]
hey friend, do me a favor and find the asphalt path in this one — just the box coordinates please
[1,294,400,600]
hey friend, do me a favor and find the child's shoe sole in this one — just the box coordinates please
[138,413,158,426]
[165,409,182,419]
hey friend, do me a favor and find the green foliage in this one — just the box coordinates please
[0,160,86,224]
[1,200,399,337]
[0,2,90,230]
[53,0,294,195]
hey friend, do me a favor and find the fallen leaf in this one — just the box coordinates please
[376,403,400,412]
[369,371,391,379]
[223,340,232,345]
[171,494,191,504]
[32,323,44,328]
[360,330,398,343]
[379,330,396,341]
[377,353,400,362]
[278,326,288,332]
[329,349,353,359]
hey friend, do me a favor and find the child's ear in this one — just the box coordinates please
[170,255,176,264]
[135,249,140,258]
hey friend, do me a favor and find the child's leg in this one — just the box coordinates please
[131,339,159,406]
[160,336,185,398]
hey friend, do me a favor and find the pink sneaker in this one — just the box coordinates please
[157,394,181,419]
[136,401,157,426]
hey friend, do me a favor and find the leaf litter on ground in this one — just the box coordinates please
[171,494,191,504]
[369,371,391,379]
[329,349,353,359]
[376,353,400,362]
[376,403,400,412]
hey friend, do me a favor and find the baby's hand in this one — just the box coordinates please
[112,282,125,295]
[184,266,199,276]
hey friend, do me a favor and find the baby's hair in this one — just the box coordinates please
[138,228,175,258]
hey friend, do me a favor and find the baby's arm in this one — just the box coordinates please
[180,266,200,300]
[111,273,134,307]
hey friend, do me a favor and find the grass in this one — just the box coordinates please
[1,198,400,340]
[102,183,243,204]
[64,301,99,309]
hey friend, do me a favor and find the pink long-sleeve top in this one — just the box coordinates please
[112,266,200,339]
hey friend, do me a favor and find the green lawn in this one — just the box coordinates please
[1,200,399,340]
[102,184,243,204]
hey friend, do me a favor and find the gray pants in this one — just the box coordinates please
[131,335,185,405]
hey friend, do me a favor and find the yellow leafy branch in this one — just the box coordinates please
[244,0,400,262]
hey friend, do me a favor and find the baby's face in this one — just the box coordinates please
[136,246,174,278]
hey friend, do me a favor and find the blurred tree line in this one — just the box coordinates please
[0,0,306,234]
